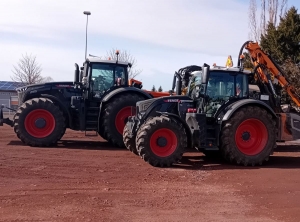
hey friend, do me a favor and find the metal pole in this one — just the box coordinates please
[85,15,88,59]
[83,11,91,60]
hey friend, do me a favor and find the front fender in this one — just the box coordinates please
[221,99,276,121]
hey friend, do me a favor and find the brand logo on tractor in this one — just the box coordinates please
[56,85,73,88]
[164,99,180,102]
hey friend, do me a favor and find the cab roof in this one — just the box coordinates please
[211,66,252,74]
[86,56,129,66]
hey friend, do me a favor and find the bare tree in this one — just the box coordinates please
[248,0,288,42]
[11,53,43,85]
[105,48,142,79]
[40,76,54,83]
[279,0,288,17]
[249,0,260,41]
[261,0,266,36]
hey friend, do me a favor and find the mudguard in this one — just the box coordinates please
[102,87,153,102]
[221,99,276,121]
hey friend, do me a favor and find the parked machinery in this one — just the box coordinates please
[0,52,170,147]
[124,41,300,167]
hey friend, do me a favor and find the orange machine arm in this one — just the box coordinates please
[128,78,170,98]
[144,90,170,97]
[244,41,300,107]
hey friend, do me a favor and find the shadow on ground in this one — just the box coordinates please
[7,139,124,151]
[6,140,300,170]
[171,150,300,171]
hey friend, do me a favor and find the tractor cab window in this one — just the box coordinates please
[187,73,202,98]
[115,66,126,86]
[90,64,126,98]
[235,74,248,97]
[206,71,248,100]
[204,71,248,116]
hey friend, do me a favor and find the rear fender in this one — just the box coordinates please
[220,99,277,121]
[101,87,152,103]
[99,88,154,129]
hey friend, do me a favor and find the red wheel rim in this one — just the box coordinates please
[24,109,55,138]
[115,106,132,134]
[235,118,268,155]
[150,128,178,157]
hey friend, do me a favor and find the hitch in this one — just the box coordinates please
[0,105,14,127]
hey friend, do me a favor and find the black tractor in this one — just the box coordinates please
[124,63,281,167]
[0,52,170,147]
[123,65,203,155]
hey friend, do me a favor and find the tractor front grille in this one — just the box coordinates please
[17,91,25,106]
[16,86,27,106]
[137,98,156,113]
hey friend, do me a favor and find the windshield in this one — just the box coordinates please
[90,63,126,97]
[206,71,248,100]
[204,71,248,117]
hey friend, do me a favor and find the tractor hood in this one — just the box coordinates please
[16,81,75,92]
[15,81,79,106]
[135,95,193,122]
[136,95,191,113]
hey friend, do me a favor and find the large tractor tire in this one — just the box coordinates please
[100,93,146,147]
[123,117,154,155]
[220,105,276,166]
[123,121,138,155]
[58,127,67,140]
[136,116,187,167]
[98,126,107,141]
[13,98,66,147]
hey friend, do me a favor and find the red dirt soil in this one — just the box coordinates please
[0,125,300,222]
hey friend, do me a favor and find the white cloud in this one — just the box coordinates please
[0,0,250,90]
[0,0,249,54]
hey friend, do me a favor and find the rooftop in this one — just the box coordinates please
[86,57,129,66]
[211,66,252,74]
[0,81,27,91]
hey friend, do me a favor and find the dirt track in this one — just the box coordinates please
[1,125,300,222]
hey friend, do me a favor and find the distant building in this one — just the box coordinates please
[0,81,26,111]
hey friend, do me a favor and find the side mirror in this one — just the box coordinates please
[172,72,182,95]
[172,72,177,92]
[74,63,79,83]
[201,64,210,84]
[79,70,83,82]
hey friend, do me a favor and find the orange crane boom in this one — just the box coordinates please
[128,78,170,97]
[240,41,300,107]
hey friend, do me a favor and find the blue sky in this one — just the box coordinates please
[0,0,299,91]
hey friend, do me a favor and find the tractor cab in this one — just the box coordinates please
[74,55,131,100]
[190,65,250,117]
